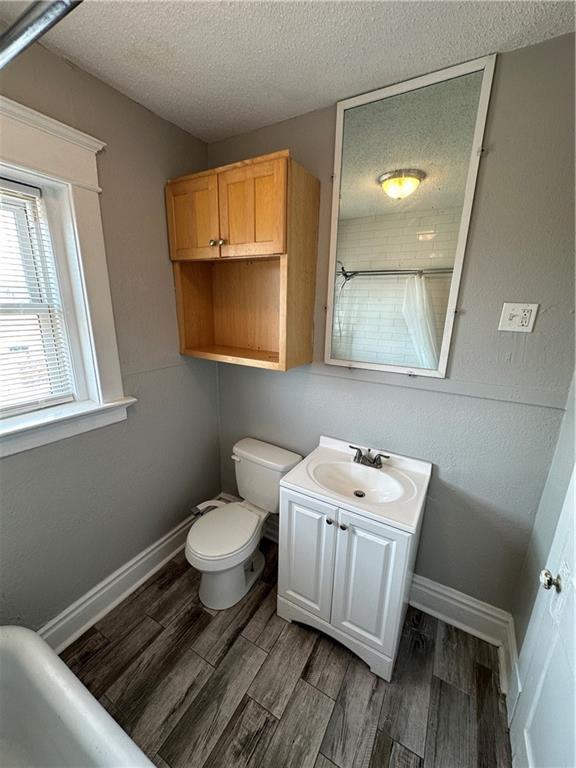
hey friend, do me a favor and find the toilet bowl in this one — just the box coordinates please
[185,499,268,610]
[185,438,301,610]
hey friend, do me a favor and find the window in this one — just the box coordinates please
[0,95,135,457]
[1,178,76,417]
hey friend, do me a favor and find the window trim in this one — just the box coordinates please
[0,96,135,457]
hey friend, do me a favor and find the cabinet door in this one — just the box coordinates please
[218,157,287,258]
[278,490,337,621]
[166,175,220,260]
[331,509,410,656]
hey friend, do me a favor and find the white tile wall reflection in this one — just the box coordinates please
[332,208,459,366]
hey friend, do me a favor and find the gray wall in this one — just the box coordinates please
[0,32,573,629]
[0,44,221,628]
[209,34,575,612]
[513,377,575,648]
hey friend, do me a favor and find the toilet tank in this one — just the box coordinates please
[233,438,302,513]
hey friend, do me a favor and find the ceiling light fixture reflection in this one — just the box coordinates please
[377,169,426,200]
[417,230,436,241]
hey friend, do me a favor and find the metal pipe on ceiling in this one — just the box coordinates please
[0,0,83,70]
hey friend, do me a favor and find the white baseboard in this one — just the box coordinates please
[410,574,518,702]
[39,514,195,653]
[38,505,518,716]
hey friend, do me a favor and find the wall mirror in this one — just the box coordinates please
[325,56,495,377]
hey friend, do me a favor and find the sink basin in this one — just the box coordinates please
[281,436,431,532]
[308,460,416,505]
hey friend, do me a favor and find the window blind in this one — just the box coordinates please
[0,179,75,418]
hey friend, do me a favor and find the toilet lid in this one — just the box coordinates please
[187,503,261,558]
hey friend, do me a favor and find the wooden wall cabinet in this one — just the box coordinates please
[165,151,320,371]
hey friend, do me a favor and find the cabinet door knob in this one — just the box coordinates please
[209,239,218,246]
[326,518,333,525]
[218,238,226,246]
[339,524,348,531]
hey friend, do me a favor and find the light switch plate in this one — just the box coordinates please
[498,302,539,332]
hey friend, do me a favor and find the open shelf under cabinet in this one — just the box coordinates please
[174,257,286,370]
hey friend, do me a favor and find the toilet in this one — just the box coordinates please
[185,438,302,610]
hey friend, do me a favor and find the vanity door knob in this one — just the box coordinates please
[326,518,333,525]
[339,524,348,531]
[218,238,226,246]
[209,239,218,246]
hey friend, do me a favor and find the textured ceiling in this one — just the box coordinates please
[340,70,483,218]
[0,1,573,142]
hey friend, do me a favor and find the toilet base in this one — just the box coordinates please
[198,549,265,611]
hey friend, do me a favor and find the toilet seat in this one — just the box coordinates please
[185,501,268,573]
[188,502,262,558]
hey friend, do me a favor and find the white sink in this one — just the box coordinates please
[281,436,432,533]
[309,461,416,504]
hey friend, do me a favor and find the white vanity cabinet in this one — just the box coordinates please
[277,488,416,680]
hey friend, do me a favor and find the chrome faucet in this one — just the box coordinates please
[349,445,389,469]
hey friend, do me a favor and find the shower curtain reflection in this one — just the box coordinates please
[402,274,440,369]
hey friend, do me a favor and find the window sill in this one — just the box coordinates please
[0,397,137,458]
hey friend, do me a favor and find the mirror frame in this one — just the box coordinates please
[324,55,496,378]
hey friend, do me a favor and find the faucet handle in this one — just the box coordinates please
[372,453,390,468]
[349,445,363,463]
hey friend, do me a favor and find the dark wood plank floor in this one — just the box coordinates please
[61,541,512,768]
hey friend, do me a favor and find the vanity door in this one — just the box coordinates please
[278,489,337,621]
[331,509,410,656]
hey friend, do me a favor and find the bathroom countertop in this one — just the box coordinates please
[280,435,432,534]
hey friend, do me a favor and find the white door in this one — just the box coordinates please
[278,489,337,621]
[331,508,410,656]
[510,468,575,768]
